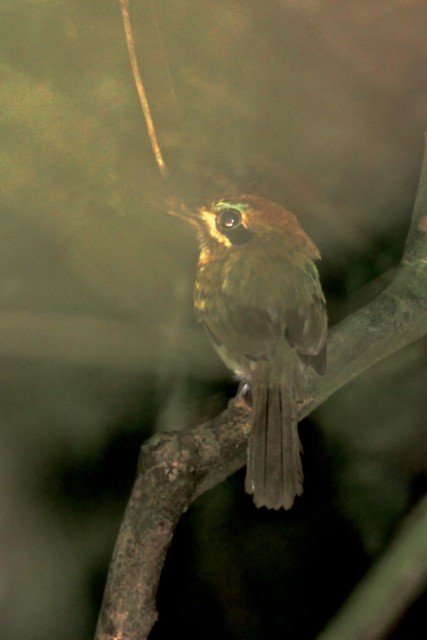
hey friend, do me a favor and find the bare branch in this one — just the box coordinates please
[316,495,427,640]
[95,141,427,640]
[94,405,250,640]
[403,132,427,263]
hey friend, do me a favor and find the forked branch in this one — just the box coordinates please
[94,139,427,640]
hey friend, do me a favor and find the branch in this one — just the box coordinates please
[119,0,167,176]
[94,142,427,640]
[403,132,427,263]
[94,406,250,640]
[316,495,427,640]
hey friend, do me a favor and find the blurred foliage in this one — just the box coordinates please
[0,1,426,639]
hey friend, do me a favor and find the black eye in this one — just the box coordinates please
[216,208,242,233]
[214,206,254,245]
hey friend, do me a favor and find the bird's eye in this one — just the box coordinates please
[214,204,254,245]
[216,208,242,233]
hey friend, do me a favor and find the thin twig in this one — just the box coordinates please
[119,0,167,177]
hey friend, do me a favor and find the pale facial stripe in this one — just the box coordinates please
[198,210,232,247]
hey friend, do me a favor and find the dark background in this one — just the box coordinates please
[0,1,426,638]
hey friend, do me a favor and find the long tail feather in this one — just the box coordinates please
[245,380,303,510]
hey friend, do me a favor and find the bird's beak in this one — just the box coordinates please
[167,199,205,228]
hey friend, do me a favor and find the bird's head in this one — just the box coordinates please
[170,194,320,260]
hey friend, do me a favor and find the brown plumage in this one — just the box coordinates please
[179,195,327,509]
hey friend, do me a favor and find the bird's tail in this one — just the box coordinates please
[244,377,303,510]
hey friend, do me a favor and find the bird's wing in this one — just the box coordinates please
[198,300,283,363]
[285,294,327,374]
[284,261,327,374]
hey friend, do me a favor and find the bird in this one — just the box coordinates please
[173,194,327,509]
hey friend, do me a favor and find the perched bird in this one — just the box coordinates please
[175,195,327,509]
